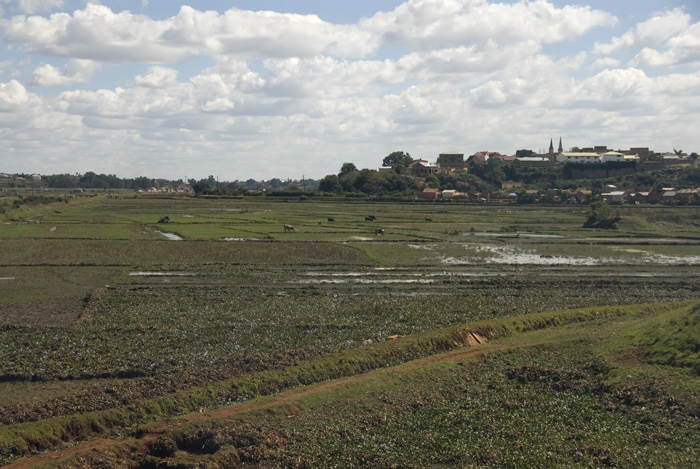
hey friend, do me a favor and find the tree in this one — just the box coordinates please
[515,149,536,158]
[583,202,621,229]
[318,174,341,193]
[382,151,412,169]
[339,162,357,176]
[191,181,210,194]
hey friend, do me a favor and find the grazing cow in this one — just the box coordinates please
[284,224,295,232]
[317,220,322,226]
[375,228,385,235]
[425,217,432,222]
[365,215,376,222]
[327,217,335,222]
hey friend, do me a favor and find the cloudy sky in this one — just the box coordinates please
[1,1,698,181]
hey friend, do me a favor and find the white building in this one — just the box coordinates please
[556,152,601,164]
[600,151,626,163]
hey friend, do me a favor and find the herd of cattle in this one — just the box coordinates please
[284,215,385,235]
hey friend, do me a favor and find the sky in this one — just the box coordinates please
[0,1,698,181]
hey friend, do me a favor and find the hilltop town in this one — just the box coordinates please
[2,139,699,205]
[394,140,699,205]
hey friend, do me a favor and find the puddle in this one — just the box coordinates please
[440,244,700,266]
[306,270,505,279]
[129,272,197,277]
[306,272,378,277]
[408,244,435,250]
[221,238,259,241]
[158,231,183,240]
[642,253,700,265]
[295,279,436,284]
[473,232,563,238]
[0,277,16,281]
[442,245,607,266]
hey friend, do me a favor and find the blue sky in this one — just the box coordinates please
[1,1,698,180]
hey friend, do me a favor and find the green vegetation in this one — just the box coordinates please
[0,195,698,465]
[584,201,622,229]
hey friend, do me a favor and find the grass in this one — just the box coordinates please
[1,195,699,465]
[7,300,697,467]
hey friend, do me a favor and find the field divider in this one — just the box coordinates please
[0,299,694,464]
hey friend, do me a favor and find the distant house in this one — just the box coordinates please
[466,151,503,165]
[662,190,678,202]
[626,147,651,160]
[628,191,649,204]
[678,189,700,204]
[409,159,439,177]
[571,187,592,203]
[467,152,489,165]
[421,188,441,200]
[491,155,516,162]
[441,189,457,199]
[501,181,523,189]
[556,152,601,164]
[602,191,627,203]
[600,151,626,163]
[436,153,465,172]
[516,156,554,168]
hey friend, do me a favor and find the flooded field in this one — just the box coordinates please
[0,196,698,465]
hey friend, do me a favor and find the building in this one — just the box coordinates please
[602,191,627,203]
[408,159,439,177]
[515,156,554,167]
[600,151,626,163]
[548,137,564,156]
[421,188,441,200]
[436,153,465,172]
[627,147,652,160]
[556,152,601,164]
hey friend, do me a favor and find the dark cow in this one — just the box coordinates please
[365,215,376,222]
[327,218,335,222]
[375,228,385,235]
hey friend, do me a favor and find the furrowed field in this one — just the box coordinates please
[0,195,698,467]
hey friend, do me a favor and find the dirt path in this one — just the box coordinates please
[6,343,504,468]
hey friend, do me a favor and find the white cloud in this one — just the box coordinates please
[3,4,369,62]
[29,58,100,86]
[591,57,621,69]
[364,0,615,51]
[630,20,700,68]
[0,1,698,179]
[0,79,29,109]
[595,8,690,55]
[0,0,63,15]
[134,66,178,88]
[593,8,700,68]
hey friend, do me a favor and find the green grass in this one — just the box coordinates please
[11,300,698,467]
[1,195,700,465]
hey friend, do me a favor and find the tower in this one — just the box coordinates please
[558,137,563,153]
[548,138,554,156]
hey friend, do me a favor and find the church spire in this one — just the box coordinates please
[549,138,554,155]
[558,137,563,153]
